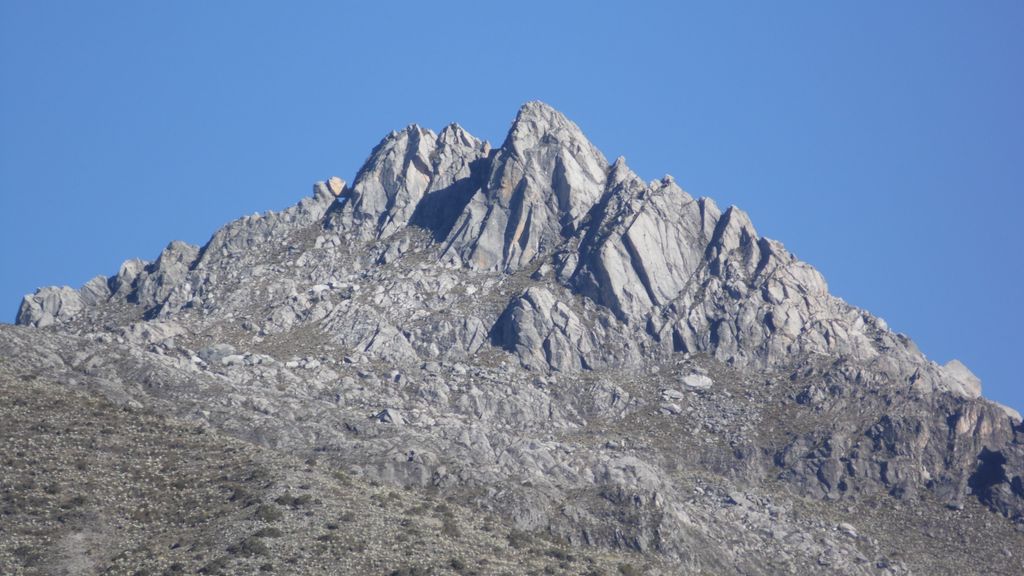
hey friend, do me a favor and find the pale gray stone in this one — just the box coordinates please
[374,408,404,425]
[661,389,685,401]
[16,286,83,328]
[683,374,714,390]
[79,275,112,305]
[942,359,983,398]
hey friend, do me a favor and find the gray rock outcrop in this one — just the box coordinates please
[334,123,489,241]
[567,158,719,323]
[16,286,83,327]
[942,359,983,398]
[493,286,596,371]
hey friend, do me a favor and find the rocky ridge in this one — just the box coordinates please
[5,102,1023,575]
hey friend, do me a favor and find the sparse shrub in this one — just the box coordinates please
[253,527,283,538]
[618,563,640,576]
[346,540,367,553]
[226,483,256,505]
[275,493,312,508]
[405,503,430,516]
[545,548,573,562]
[131,507,155,523]
[441,516,461,538]
[546,534,570,547]
[199,557,229,574]
[339,511,356,522]
[316,531,340,543]
[228,536,269,557]
[507,529,532,549]
[388,567,430,576]
[60,494,87,509]
[254,503,283,522]
[450,557,466,570]
[13,545,43,567]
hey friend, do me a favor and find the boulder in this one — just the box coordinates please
[198,343,237,365]
[16,286,84,328]
[661,389,685,401]
[326,176,345,196]
[373,409,404,425]
[683,373,713,390]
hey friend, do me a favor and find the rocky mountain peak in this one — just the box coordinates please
[7,102,1024,575]
[344,124,437,239]
[441,101,608,271]
[502,101,596,156]
[606,155,639,189]
[437,122,480,149]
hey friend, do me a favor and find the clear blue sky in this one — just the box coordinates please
[1,2,1021,411]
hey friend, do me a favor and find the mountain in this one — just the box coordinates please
[3,102,1022,575]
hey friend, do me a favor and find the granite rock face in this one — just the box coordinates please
[442,101,608,271]
[943,359,983,399]
[335,123,490,242]
[16,285,84,327]
[8,101,1023,575]
[493,286,597,372]
[567,158,719,324]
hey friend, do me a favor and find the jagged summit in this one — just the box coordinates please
[446,102,608,271]
[7,102,1024,574]
[14,101,995,402]
[501,101,599,156]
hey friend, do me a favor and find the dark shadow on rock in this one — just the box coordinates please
[409,158,489,241]
[969,447,1008,503]
[321,193,350,230]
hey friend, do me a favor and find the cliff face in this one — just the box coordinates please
[7,102,1023,575]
